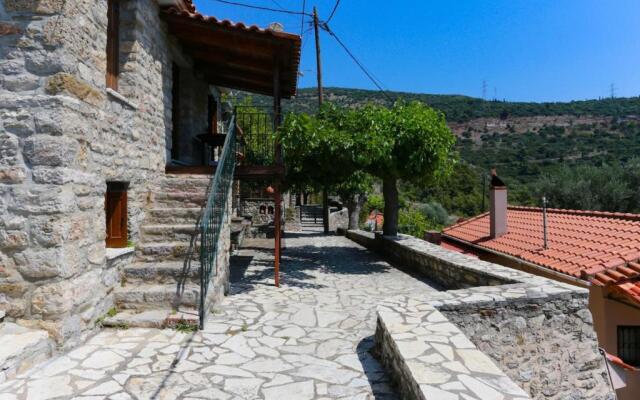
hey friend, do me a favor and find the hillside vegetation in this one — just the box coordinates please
[252,87,640,123]
[235,88,640,216]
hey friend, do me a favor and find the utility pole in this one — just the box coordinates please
[313,6,324,110]
[313,5,329,234]
[482,80,487,100]
[610,83,616,99]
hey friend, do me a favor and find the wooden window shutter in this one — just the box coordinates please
[105,182,128,248]
[106,0,120,90]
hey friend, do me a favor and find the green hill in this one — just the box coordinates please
[242,87,640,123]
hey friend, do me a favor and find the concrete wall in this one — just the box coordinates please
[0,0,208,347]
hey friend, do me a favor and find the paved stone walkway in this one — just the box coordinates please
[0,230,440,399]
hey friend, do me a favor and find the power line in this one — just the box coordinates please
[269,0,286,10]
[210,0,312,16]
[321,23,392,101]
[299,0,306,36]
[325,0,341,24]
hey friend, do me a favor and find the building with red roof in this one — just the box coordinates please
[439,171,640,399]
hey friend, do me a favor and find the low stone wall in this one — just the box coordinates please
[347,231,613,400]
[376,303,530,400]
[329,207,348,232]
[347,231,515,289]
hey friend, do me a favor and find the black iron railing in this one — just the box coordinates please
[235,105,276,166]
[199,116,237,328]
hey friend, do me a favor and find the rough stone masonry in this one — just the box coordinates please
[0,0,212,348]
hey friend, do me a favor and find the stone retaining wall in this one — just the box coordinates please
[348,231,613,400]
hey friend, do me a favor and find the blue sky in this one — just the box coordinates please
[193,0,640,102]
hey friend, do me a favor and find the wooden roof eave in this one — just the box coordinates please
[160,10,300,98]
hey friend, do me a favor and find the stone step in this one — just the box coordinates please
[0,323,55,384]
[102,308,199,329]
[153,192,208,208]
[123,261,200,284]
[136,241,199,262]
[158,179,210,195]
[146,208,202,224]
[114,283,200,310]
[141,224,199,242]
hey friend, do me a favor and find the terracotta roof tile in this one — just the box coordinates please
[443,206,640,306]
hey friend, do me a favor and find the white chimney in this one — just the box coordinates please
[489,169,507,238]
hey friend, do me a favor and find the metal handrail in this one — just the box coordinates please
[198,116,237,329]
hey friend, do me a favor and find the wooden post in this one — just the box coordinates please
[313,7,329,234]
[273,52,282,287]
[274,184,281,287]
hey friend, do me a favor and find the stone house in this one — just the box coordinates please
[440,174,640,399]
[0,0,299,353]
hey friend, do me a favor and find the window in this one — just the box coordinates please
[105,182,128,248]
[106,0,120,90]
[618,326,640,367]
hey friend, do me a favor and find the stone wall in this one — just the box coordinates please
[0,0,206,347]
[240,198,275,225]
[328,207,348,232]
[348,231,614,400]
[442,297,609,400]
[346,231,514,289]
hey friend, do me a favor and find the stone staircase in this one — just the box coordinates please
[300,204,324,227]
[104,174,211,329]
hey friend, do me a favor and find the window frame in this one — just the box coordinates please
[617,325,640,367]
[106,0,120,90]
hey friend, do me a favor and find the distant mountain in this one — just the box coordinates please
[240,87,640,123]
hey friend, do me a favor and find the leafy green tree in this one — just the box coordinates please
[349,102,456,236]
[279,105,368,227]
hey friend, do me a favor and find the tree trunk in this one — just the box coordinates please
[303,192,309,205]
[346,193,367,230]
[322,188,329,234]
[383,177,399,236]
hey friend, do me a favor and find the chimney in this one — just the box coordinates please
[489,168,507,238]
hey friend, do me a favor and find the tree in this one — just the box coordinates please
[349,102,456,236]
[334,171,374,229]
[279,105,364,225]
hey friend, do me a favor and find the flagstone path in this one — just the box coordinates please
[0,230,440,400]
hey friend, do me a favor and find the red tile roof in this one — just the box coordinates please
[443,206,640,307]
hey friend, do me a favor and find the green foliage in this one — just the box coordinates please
[365,194,385,213]
[401,161,485,217]
[530,161,640,212]
[414,201,450,226]
[398,207,441,238]
[174,321,198,333]
[279,104,361,191]
[334,171,374,204]
[348,101,456,183]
